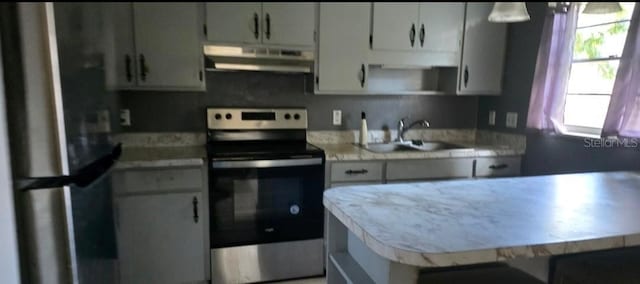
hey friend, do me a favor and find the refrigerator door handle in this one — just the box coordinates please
[17,144,122,191]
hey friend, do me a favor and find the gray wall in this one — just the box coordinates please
[477,3,640,175]
[477,2,545,134]
[119,72,478,132]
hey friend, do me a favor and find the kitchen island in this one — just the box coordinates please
[323,171,640,283]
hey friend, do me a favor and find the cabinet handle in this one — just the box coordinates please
[409,24,416,47]
[345,169,368,175]
[419,24,425,47]
[265,13,271,40]
[360,64,366,88]
[489,164,508,170]
[253,13,259,39]
[139,54,148,82]
[192,196,199,223]
[463,65,469,88]
[125,55,132,82]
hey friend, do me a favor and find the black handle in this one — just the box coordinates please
[125,55,132,82]
[409,24,416,47]
[192,196,199,223]
[419,24,425,47]
[463,65,469,88]
[360,64,366,88]
[18,144,122,191]
[265,13,271,40]
[489,164,508,170]
[139,54,147,81]
[253,13,259,39]
[345,169,368,175]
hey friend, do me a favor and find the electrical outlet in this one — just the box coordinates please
[332,110,342,126]
[506,112,518,128]
[488,110,496,126]
[120,109,131,126]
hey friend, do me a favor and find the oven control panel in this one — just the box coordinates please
[207,108,308,130]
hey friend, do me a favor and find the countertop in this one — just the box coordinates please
[113,140,523,169]
[115,146,205,170]
[323,171,640,267]
[316,141,524,161]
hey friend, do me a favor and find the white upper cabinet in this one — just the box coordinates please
[418,3,464,53]
[133,3,204,90]
[104,3,204,91]
[262,3,315,47]
[104,3,136,89]
[371,3,464,53]
[206,2,315,48]
[458,2,507,95]
[206,3,262,44]
[371,3,419,51]
[316,3,370,93]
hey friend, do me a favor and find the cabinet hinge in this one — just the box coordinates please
[369,35,373,49]
[315,76,319,85]
[203,24,207,36]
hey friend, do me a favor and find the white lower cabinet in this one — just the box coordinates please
[116,192,205,284]
[328,156,522,187]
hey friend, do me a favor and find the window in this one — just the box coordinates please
[563,2,636,136]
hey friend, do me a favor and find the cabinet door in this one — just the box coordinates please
[116,193,205,284]
[104,3,136,89]
[316,3,370,92]
[418,3,464,53]
[261,3,315,47]
[458,3,507,95]
[132,3,204,90]
[206,2,262,44]
[371,3,420,51]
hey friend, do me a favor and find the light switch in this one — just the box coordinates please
[506,112,518,128]
[332,110,342,126]
[488,110,496,126]
[120,109,131,126]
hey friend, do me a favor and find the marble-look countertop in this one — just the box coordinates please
[115,146,205,170]
[323,171,640,267]
[316,141,524,161]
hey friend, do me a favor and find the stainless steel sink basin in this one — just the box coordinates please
[360,141,470,153]
[361,143,418,153]
[410,141,467,151]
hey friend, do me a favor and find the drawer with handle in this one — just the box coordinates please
[330,162,383,183]
[474,156,521,177]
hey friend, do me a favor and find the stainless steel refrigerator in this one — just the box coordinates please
[2,3,120,283]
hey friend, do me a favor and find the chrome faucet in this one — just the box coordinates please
[396,118,430,143]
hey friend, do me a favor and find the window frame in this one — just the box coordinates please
[561,8,633,137]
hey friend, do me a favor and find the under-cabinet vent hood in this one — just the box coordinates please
[204,45,314,73]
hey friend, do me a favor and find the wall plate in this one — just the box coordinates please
[332,110,342,126]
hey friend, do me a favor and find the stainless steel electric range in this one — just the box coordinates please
[206,108,325,283]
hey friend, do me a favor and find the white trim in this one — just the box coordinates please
[0,20,22,284]
[42,3,79,284]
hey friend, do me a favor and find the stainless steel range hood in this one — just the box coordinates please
[203,45,314,73]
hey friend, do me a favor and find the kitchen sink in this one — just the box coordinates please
[360,141,470,153]
[361,143,419,153]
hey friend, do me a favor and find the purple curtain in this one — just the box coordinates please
[526,4,579,131]
[602,6,640,138]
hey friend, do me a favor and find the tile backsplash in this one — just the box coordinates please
[118,71,478,132]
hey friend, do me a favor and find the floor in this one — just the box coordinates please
[272,277,326,284]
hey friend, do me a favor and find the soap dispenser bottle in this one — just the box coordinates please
[360,112,368,146]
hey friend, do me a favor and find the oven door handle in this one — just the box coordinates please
[211,158,323,169]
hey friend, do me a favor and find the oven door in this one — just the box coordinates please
[209,157,325,248]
